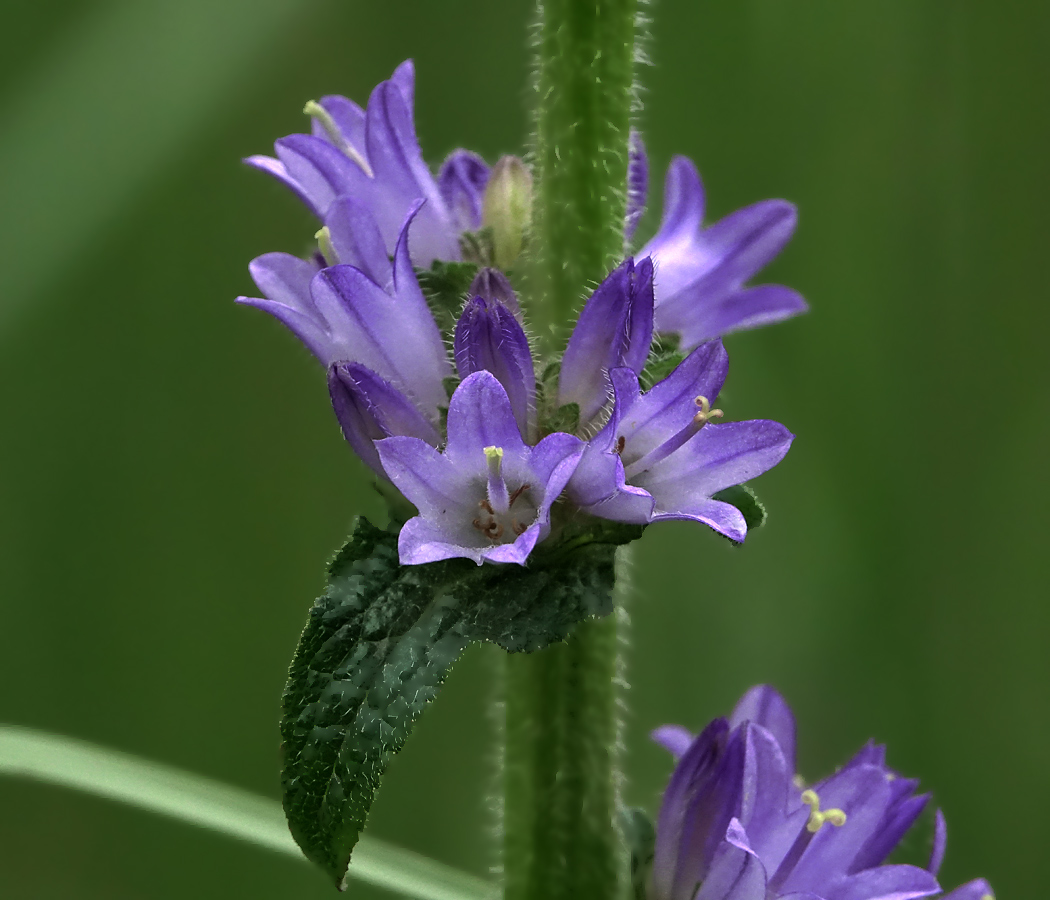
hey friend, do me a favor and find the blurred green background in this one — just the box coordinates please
[1,0,1046,896]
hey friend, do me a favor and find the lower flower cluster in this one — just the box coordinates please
[651,687,994,900]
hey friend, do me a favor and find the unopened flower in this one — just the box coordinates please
[567,341,792,542]
[247,60,488,268]
[632,140,808,350]
[558,257,654,428]
[454,296,535,439]
[375,372,583,566]
[651,685,993,900]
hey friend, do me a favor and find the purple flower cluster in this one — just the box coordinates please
[651,686,994,900]
[239,61,803,566]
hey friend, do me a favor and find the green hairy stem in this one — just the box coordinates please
[503,549,635,900]
[503,3,639,897]
[529,0,638,346]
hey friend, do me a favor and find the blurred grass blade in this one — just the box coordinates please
[0,725,495,900]
[0,0,316,331]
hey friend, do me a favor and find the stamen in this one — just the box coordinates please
[508,483,531,507]
[303,100,375,178]
[484,446,510,513]
[479,498,495,515]
[692,395,723,428]
[315,226,339,266]
[512,520,527,535]
[614,435,626,455]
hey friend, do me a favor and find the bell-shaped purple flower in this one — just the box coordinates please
[558,257,655,427]
[375,372,583,566]
[566,341,792,542]
[454,297,536,439]
[650,685,991,900]
[246,60,488,268]
[637,153,808,350]
[237,203,452,422]
[328,363,441,478]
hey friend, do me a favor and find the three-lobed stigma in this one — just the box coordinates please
[800,789,847,833]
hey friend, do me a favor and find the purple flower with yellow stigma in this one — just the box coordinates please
[630,137,808,350]
[567,340,793,542]
[375,371,583,566]
[650,686,994,900]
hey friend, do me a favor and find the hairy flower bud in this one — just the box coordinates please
[481,155,532,270]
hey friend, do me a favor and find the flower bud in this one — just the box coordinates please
[481,156,532,270]
[469,267,521,317]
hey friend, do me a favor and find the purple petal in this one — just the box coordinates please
[275,133,370,219]
[244,154,318,214]
[395,514,540,567]
[364,79,457,265]
[671,728,747,900]
[642,155,706,264]
[698,199,797,290]
[938,879,994,900]
[328,363,440,476]
[625,131,649,244]
[454,297,536,438]
[376,435,470,523]
[652,498,748,542]
[662,283,809,349]
[928,809,946,876]
[694,820,767,900]
[823,865,940,900]
[246,252,319,317]
[324,195,393,287]
[653,725,695,759]
[444,371,529,471]
[850,792,930,873]
[735,724,800,877]
[469,267,521,317]
[559,258,655,425]
[567,368,640,507]
[729,686,797,776]
[439,149,491,232]
[653,718,730,900]
[389,58,415,111]
[638,419,794,518]
[526,431,586,514]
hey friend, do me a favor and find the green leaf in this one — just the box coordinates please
[415,260,479,332]
[0,725,495,900]
[712,484,767,541]
[281,516,641,888]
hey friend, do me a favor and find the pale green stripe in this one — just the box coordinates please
[0,0,312,329]
[0,726,496,900]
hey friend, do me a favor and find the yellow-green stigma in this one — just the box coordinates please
[303,100,375,178]
[693,395,724,427]
[801,789,847,833]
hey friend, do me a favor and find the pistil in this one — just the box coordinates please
[766,789,847,895]
[303,100,375,178]
[622,395,723,479]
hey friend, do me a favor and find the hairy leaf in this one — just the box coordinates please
[415,260,479,332]
[282,516,641,888]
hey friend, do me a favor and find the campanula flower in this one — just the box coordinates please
[237,203,451,421]
[375,372,583,566]
[651,686,993,900]
[632,141,807,350]
[566,341,792,542]
[247,60,486,268]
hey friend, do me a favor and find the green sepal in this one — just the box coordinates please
[415,260,479,332]
[620,807,655,900]
[640,333,684,390]
[281,515,641,888]
[711,484,767,543]
[543,402,580,438]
